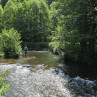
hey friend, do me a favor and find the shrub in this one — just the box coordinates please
[0,28,22,58]
[0,69,10,96]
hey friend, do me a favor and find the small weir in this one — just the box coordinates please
[0,51,97,97]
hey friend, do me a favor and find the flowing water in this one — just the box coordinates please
[0,51,97,97]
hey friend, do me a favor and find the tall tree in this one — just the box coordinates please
[50,0,97,64]
[1,0,50,42]
[3,0,16,29]
[13,0,50,42]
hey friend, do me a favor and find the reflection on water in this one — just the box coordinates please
[21,51,60,66]
[0,51,60,68]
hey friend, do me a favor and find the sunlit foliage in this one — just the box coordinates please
[0,28,22,58]
[0,69,10,96]
[50,0,97,64]
[2,0,50,42]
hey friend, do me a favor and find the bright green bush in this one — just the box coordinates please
[0,69,10,96]
[0,28,22,58]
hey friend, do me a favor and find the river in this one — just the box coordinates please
[0,51,97,97]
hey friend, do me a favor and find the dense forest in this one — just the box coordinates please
[0,0,97,64]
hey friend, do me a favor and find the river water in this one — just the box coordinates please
[0,51,97,97]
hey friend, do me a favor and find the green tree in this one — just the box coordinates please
[50,0,97,64]
[12,0,50,42]
[63,0,97,62]
[49,1,66,53]
[3,0,16,29]
[2,0,51,42]
[0,28,22,58]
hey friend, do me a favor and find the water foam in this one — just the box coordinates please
[0,64,97,97]
[0,64,73,97]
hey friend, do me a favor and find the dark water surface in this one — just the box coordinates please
[65,64,97,80]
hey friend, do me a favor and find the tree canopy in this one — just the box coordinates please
[49,0,97,64]
[0,0,97,63]
[1,0,50,42]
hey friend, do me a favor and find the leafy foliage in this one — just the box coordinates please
[49,0,97,64]
[0,0,97,63]
[2,0,51,42]
[0,69,10,96]
[0,5,3,32]
[3,0,16,29]
[0,28,22,58]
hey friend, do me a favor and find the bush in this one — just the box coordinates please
[0,28,22,58]
[0,69,10,96]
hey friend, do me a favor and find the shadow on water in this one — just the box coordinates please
[64,62,97,80]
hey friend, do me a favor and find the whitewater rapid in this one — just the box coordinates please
[0,64,97,97]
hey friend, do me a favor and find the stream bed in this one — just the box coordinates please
[0,51,97,97]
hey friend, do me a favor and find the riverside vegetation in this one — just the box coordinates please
[0,0,96,64]
[0,69,10,97]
